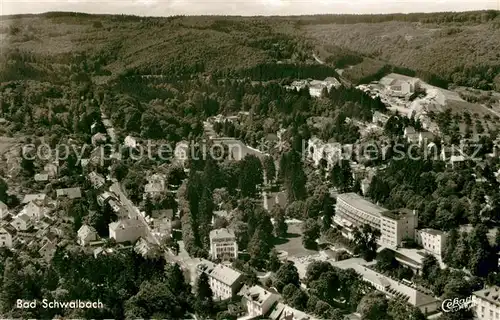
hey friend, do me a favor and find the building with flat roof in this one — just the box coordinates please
[472,286,500,320]
[335,193,386,232]
[380,209,418,248]
[416,228,447,260]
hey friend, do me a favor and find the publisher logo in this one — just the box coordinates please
[441,296,473,313]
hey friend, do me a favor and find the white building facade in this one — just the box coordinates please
[473,286,500,320]
[416,228,447,259]
[209,228,238,260]
[379,209,418,248]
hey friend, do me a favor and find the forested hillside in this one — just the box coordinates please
[305,12,500,90]
[1,11,499,89]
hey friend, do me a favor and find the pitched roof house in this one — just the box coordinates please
[39,235,58,262]
[34,173,49,182]
[88,172,106,189]
[10,213,32,231]
[22,193,47,205]
[0,224,17,248]
[77,224,98,246]
[109,218,146,243]
[56,188,82,200]
[23,200,47,220]
[240,285,280,318]
[196,259,243,300]
[44,162,58,179]
[0,201,8,219]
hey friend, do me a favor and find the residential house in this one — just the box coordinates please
[151,209,173,236]
[372,111,390,126]
[472,286,500,320]
[44,162,58,179]
[144,181,165,200]
[416,228,447,260]
[0,224,16,248]
[97,191,114,206]
[211,210,232,226]
[22,193,48,205]
[94,247,115,258]
[77,224,98,246]
[307,137,342,170]
[269,303,319,320]
[209,228,238,261]
[91,133,107,146]
[196,260,243,301]
[134,237,162,259]
[39,233,58,262]
[10,213,32,231]
[88,171,106,189]
[240,285,280,318]
[109,218,146,243]
[124,136,138,149]
[34,173,49,182]
[23,200,47,219]
[0,201,8,219]
[174,141,190,166]
[56,188,82,200]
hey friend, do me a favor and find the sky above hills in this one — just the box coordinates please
[0,0,498,16]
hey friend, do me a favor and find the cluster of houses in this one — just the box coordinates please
[284,77,342,98]
[78,171,175,259]
[0,185,82,261]
[193,258,318,320]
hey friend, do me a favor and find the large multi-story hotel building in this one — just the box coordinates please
[335,193,385,232]
[380,209,418,248]
[335,193,418,248]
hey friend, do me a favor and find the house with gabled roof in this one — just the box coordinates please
[0,224,17,248]
[77,224,98,246]
[269,302,319,320]
[151,209,173,235]
[109,218,146,243]
[22,193,48,205]
[39,234,58,262]
[56,188,82,200]
[44,162,58,179]
[134,237,162,259]
[23,200,48,220]
[88,172,106,189]
[240,285,280,318]
[34,173,49,182]
[0,201,8,219]
[196,259,243,301]
[11,213,32,231]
